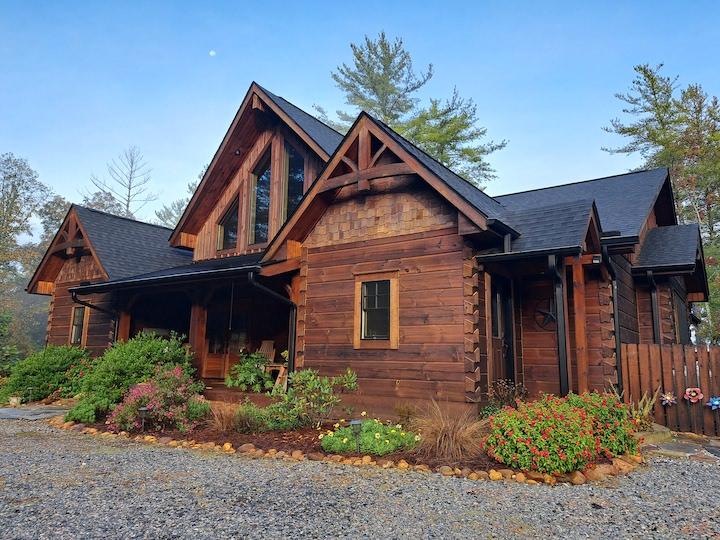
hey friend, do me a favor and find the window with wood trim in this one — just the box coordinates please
[283,142,305,222]
[354,271,399,349]
[249,149,272,245]
[216,198,239,251]
[70,306,87,346]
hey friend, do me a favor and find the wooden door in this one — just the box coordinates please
[491,277,515,382]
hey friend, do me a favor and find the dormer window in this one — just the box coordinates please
[250,149,272,245]
[217,198,239,251]
[283,142,305,221]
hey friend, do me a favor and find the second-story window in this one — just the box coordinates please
[250,149,271,244]
[217,198,239,251]
[284,142,304,221]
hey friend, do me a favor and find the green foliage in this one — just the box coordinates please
[270,368,358,427]
[224,352,273,392]
[233,401,303,433]
[107,365,207,433]
[484,395,597,474]
[0,345,90,404]
[0,311,21,377]
[316,32,504,187]
[320,419,419,456]
[605,63,720,342]
[66,332,194,423]
[566,392,639,458]
[59,354,98,398]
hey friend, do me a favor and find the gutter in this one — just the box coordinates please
[548,254,570,395]
[476,245,581,263]
[247,271,297,375]
[70,289,116,317]
[70,264,262,294]
[602,246,624,395]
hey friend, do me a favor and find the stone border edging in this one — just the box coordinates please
[46,416,645,486]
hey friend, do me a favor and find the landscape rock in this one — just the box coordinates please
[569,471,586,485]
[515,472,526,483]
[238,443,256,453]
[439,466,454,477]
[488,469,503,481]
[584,468,606,482]
[307,452,325,461]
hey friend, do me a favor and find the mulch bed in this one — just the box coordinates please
[110,421,501,471]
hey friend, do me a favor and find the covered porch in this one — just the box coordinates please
[72,254,299,385]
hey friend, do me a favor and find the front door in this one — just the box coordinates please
[491,276,515,382]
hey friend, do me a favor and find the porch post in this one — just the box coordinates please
[571,256,589,393]
[116,311,131,342]
[549,255,570,395]
[188,303,207,376]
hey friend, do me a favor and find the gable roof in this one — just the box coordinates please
[72,252,262,294]
[496,168,670,239]
[257,85,343,157]
[478,199,600,260]
[635,224,701,271]
[370,116,518,234]
[73,206,192,280]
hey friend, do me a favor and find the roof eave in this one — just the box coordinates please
[476,245,582,263]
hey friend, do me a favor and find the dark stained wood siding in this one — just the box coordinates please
[612,254,640,343]
[47,255,114,356]
[299,187,472,413]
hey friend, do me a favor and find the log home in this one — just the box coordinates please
[28,82,709,414]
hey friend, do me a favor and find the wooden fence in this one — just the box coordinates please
[620,344,720,436]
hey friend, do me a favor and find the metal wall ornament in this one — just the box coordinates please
[707,396,720,411]
[684,387,704,403]
[660,391,677,406]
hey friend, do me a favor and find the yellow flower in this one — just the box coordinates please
[385,440,389,444]
[374,432,380,439]
[327,431,334,437]
[318,434,324,440]
[333,423,340,429]
[390,429,396,434]
[340,419,346,423]
[361,411,367,417]
[342,438,348,443]
[414,435,421,441]
[401,432,406,436]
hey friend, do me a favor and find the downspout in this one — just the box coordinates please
[548,254,570,395]
[247,271,297,375]
[70,290,116,317]
[647,270,661,344]
[603,246,623,395]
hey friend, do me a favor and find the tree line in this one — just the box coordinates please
[2,34,720,368]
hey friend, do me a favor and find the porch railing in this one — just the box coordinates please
[620,343,720,436]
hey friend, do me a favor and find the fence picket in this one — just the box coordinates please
[648,345,663,425]
[673,344,692,434]
[660,345,678,431]
[697,347,715,436]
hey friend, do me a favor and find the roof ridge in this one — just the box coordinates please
[254,83,345,139]
[495,167,669,198]
[73,204,174,231]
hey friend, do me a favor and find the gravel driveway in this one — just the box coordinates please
[1,420,719,539]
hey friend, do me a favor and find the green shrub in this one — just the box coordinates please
[484,394,596,474]
[224,352,273,392]
[0,345,90,404]
[59,354,99,398]
[66,332,194,423]
[565,392,638,458]
[270,368,357,427]
[234,401,303,433]
[320,419,419,456]
[107,365,207,433]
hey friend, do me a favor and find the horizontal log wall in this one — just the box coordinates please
[611,254,640,343]
[301,188,471,414]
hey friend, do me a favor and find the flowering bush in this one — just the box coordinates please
[59,355,99,398]
[565,392,638,458]
[0,345,90,404]
[107,365,208,433]
[320,417,419,456]
[484,395,596,474]
[66,332,195,423]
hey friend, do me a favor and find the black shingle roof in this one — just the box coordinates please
[635,224,701,270]
[478,199,597,259]
[74,206,192,280]
[369,115,518,233]
[71,252,262,294]
[258,84,344,157]
[496,168,669,239]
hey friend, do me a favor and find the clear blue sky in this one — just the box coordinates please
[2,1,719,220]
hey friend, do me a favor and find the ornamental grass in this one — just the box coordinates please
[413,400,485,462]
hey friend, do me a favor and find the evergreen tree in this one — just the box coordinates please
[316,33,505,187]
